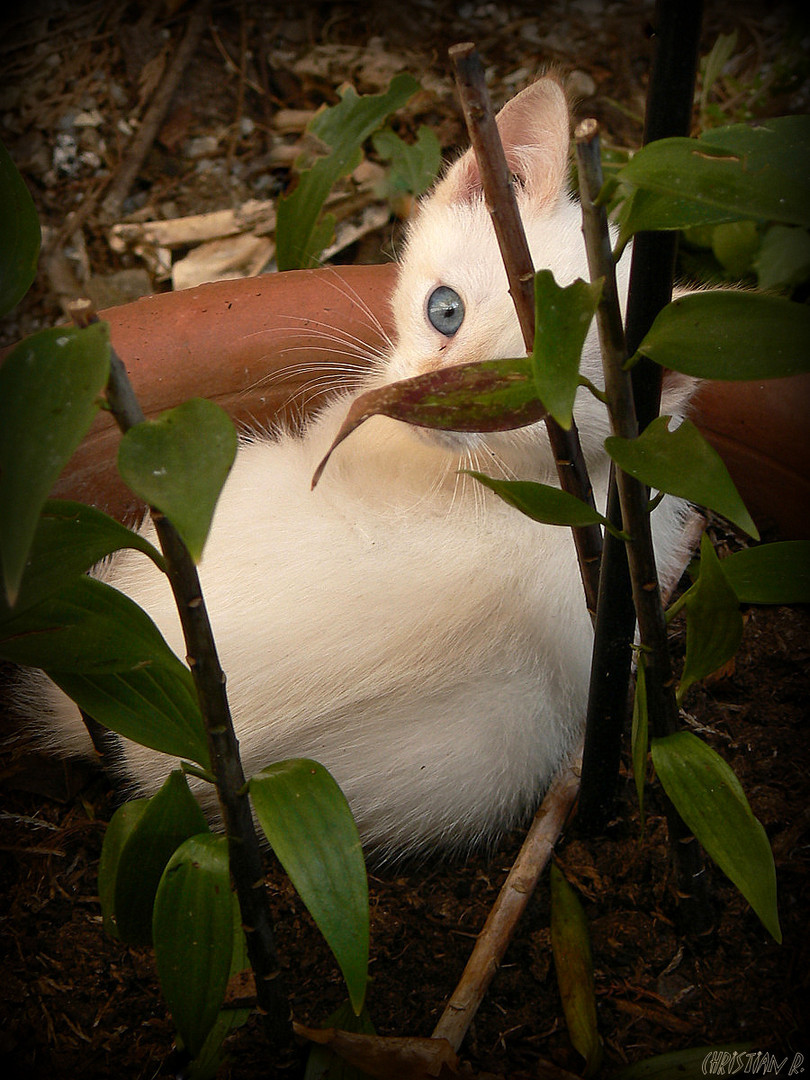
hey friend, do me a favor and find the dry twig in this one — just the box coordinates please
[428,42,603,1056]
[101,0,213,219]
[448,42,602,618]
[432,753,581,1051]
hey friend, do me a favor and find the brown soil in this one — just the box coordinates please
[1,3,808,1078]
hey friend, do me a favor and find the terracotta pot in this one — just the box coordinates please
[691,375,810,542]
[45,264,397,520]
[3,262,808,539]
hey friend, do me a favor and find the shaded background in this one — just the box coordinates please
[0,2,808,1077]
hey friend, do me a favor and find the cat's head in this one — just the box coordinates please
[376,76,619,468]
[377,77,693,472]
[383,76,584,387]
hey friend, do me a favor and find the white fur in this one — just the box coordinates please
[23,80,696,856]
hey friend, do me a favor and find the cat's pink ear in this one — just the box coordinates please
[433,78,571,208]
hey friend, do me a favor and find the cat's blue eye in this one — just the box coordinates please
[426,286,464,336]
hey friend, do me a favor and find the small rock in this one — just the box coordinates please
[567,69,597,99]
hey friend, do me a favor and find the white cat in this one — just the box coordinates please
[23,78,695,856]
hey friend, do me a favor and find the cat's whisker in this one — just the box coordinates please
[267,342,386,376]
[226,272,394,359]
[449,445,478,520]
[254,359,370,389]
[395,447,454,518]
[239,327,389,406]
[477,443,520,482]
[270,315,392,366]
[318,265,395,353]
[469,447,488,523]
[239,363,366,423]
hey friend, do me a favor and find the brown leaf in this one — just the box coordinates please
[611,997,695,1035]
[293,1022,467,1079]
[311,356,545,487]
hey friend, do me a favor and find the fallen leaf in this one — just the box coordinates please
[293,1023,466,1079]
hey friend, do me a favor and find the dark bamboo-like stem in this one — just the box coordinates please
[578,0,704,828]
[577,473,634,825]
[69,299,291,1047]
[449,42,602,618]
[573,131,709,928]
[627,0,704,426]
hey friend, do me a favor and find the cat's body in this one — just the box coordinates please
[23,79,696,856]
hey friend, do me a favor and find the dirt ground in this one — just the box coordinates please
[1,2,808,1077]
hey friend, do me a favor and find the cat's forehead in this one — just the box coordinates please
[400,200,508,294]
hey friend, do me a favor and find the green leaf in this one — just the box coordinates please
[719,540,810,605]
[117,398,236,564]
[0,140,41,316]
[677,533,744,703]
[312,356,545,486]
[710,220,759,278]
[605,415,759,538]
[631,654,648,829]
[465,472,611,531]
[1,573,181,673]
[98,770,210,944]
[0,575,209,766]
[754,224,810,291]
[614,115,810,247]
[372,124,441,197]
[651,730,781,942]
[250,758,369,1014]
[613,1044,753,1079]
[635,290,810,381]
[56,665,208,766]
[276,74,419,270]
[153,833,234,1058]
[0,499,164,618]
[532,270,602,429]
[550,862,602,1077]
[98,800,148,932]
[187,890,252,1080]
[614,187,740,253]
[0,323,110,604]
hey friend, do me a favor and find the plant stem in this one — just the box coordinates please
[626,0,704,427]
[573,130,710,930]
[575,120,679,731]
[449,42,602,618]
[69,299,291,1047]
[578,0,704,828]
[578,474,635,825]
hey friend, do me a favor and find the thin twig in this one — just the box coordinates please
[574,126,710,929]
[225,1,249,174]
[68,298,292,1046]
[432,753,581,1051]
[430,42,602,1055]
[101,0,212,219]
[575,123,674,724]
[449,43,602,618]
